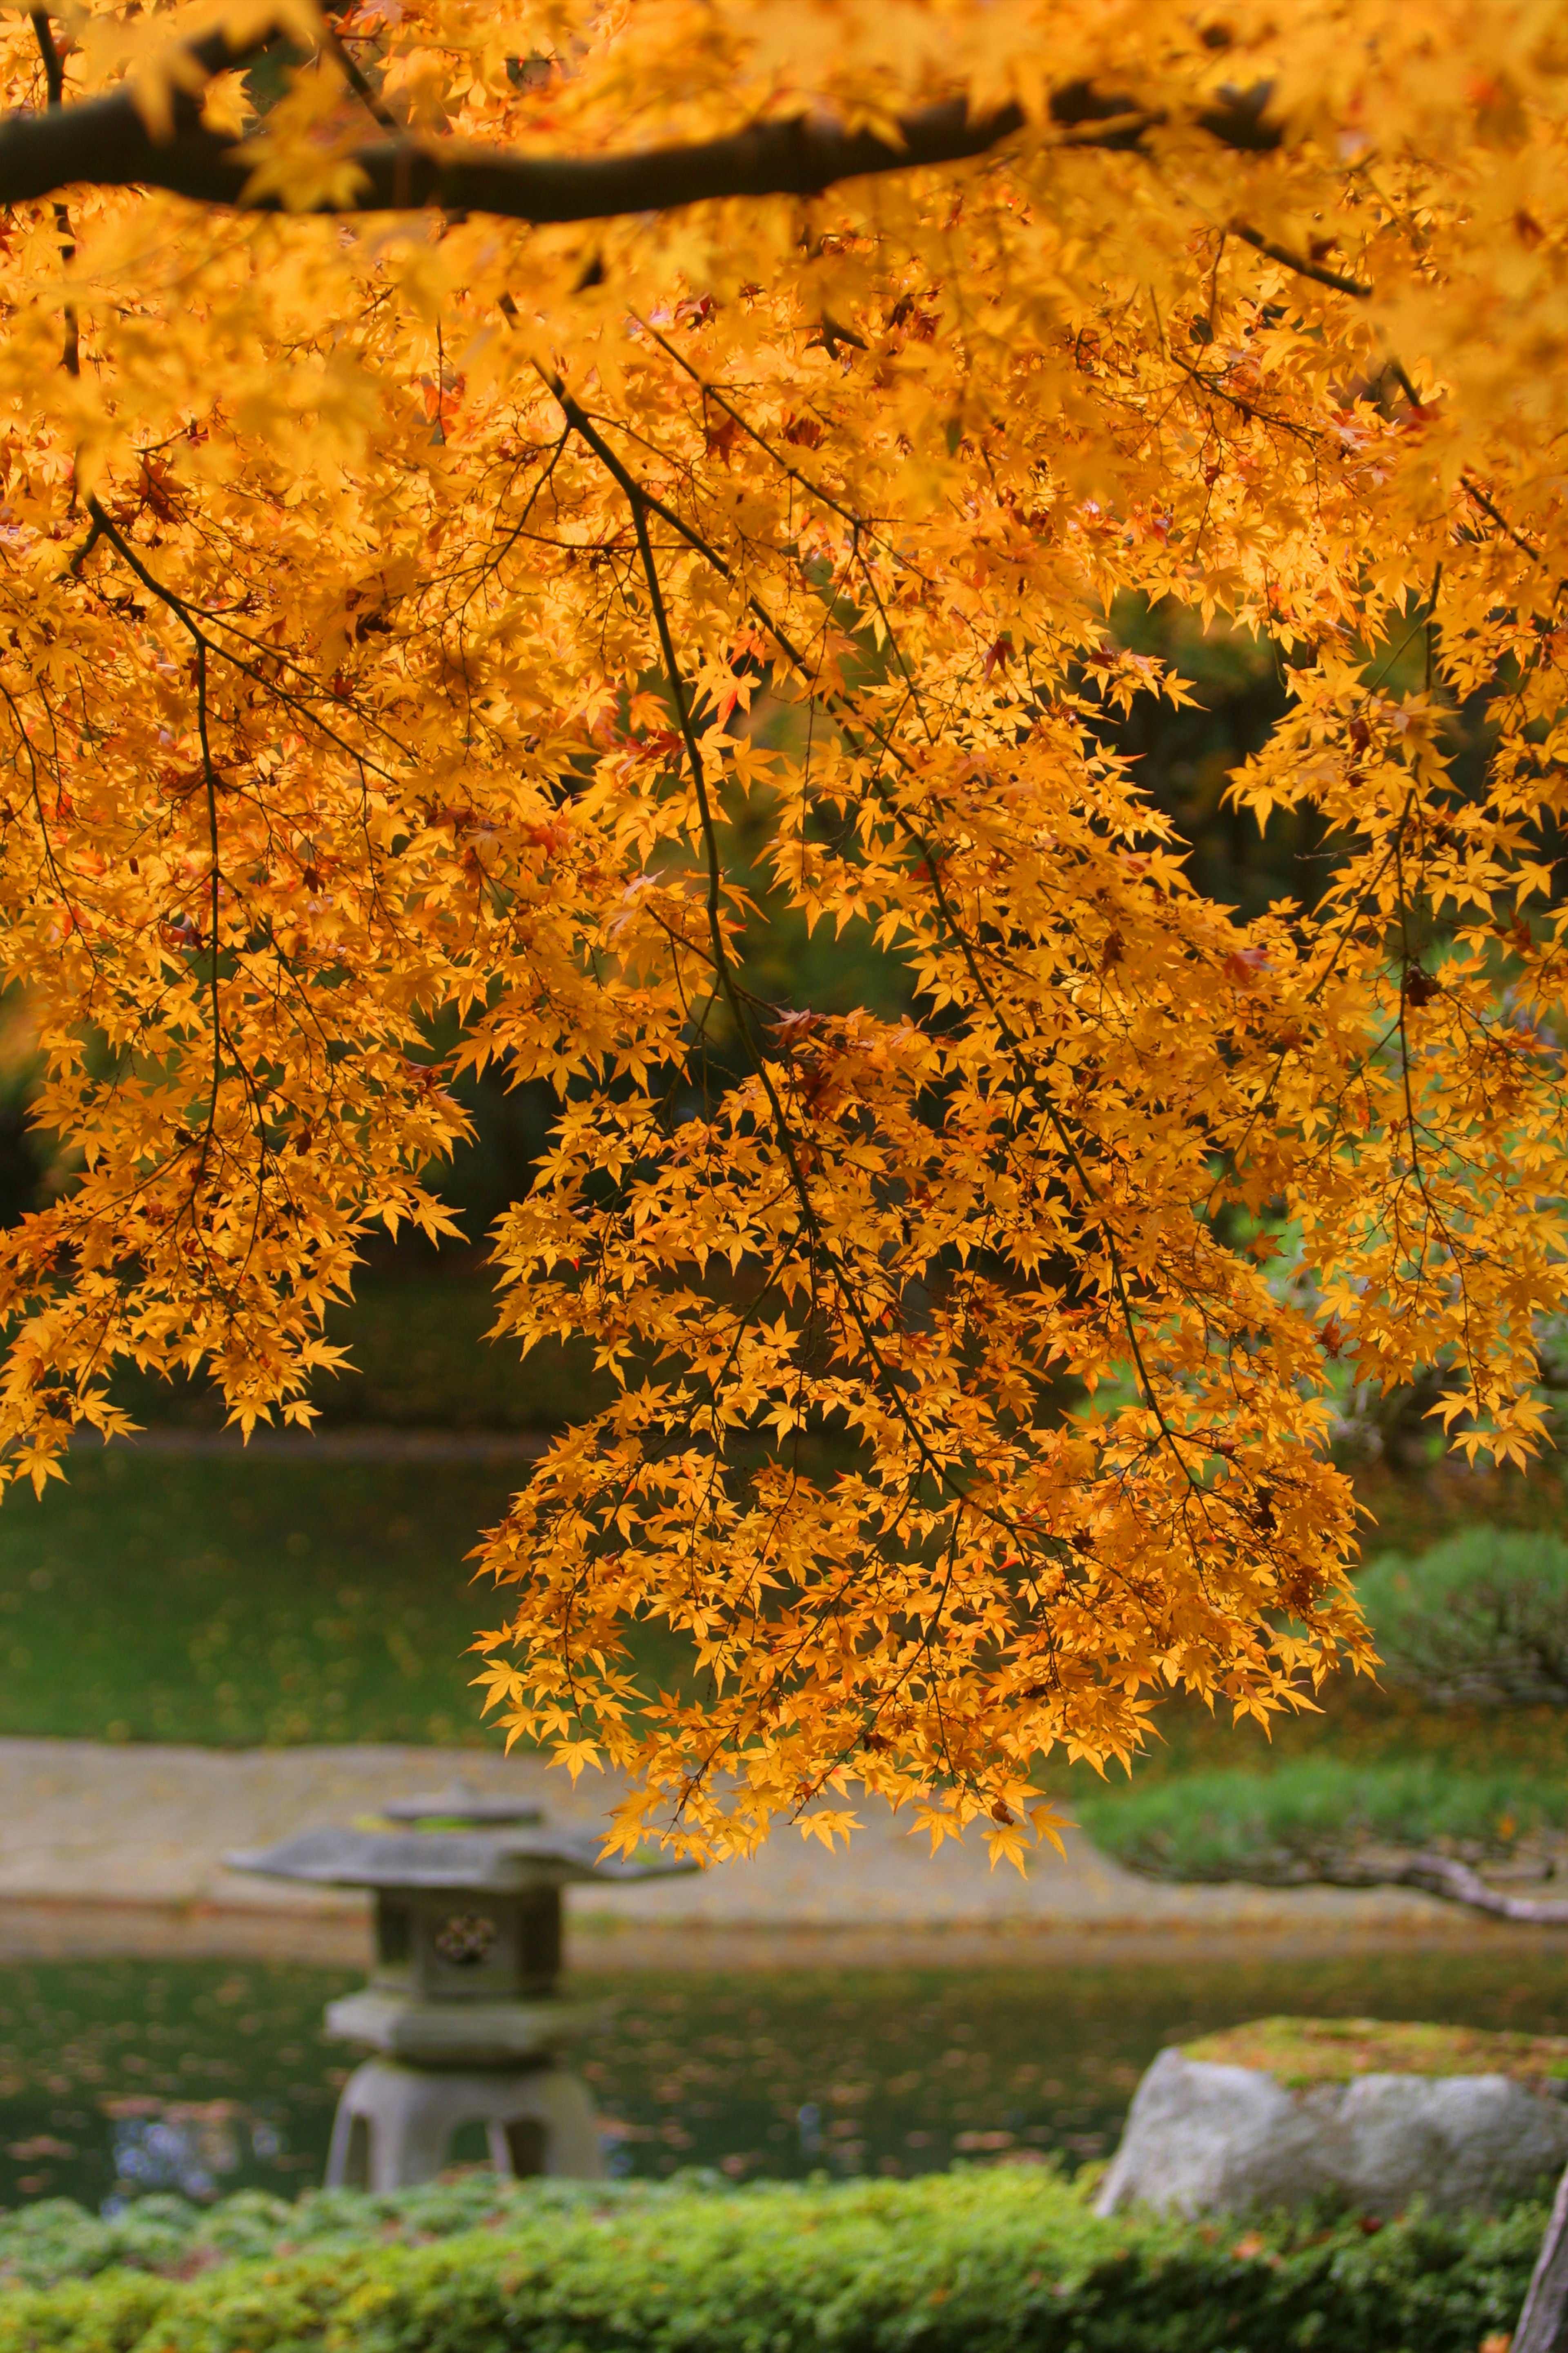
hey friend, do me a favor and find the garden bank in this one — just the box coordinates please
[0,1735,1497,1969]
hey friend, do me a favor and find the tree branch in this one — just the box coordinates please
[1131,1842,1568,1925]
[29,10,78,375]
[27,9,65,108]
[0,41,1297,223]
[1232,223,1371,299]
[1298,1846,1568,1923]
[1387,1849,1568,1926]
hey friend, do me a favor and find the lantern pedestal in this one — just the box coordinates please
[228,1780,692,2188]
[326,2058,602,2190]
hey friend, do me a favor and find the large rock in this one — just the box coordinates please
[1096,2043,1568,2217]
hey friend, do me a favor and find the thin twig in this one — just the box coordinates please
[319,12,399,133]
[29,11,77,375]
[1233,223,1372,299]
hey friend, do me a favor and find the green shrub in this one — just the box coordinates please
[1076,1755,1568,1881]
[1358,1528,1568,1706]
[0,2181,636,2290]
[0,2169,1545,2353]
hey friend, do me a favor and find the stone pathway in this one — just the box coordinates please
[0,1736,1509,1969]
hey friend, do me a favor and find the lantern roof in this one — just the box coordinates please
[226,1780,695,1892]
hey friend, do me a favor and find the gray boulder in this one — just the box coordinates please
[1096,2045,1568,2217]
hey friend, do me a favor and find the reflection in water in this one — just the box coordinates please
[0,1962,347,2213]
[2,1942,1567,2212]
[101,2101,282,2206]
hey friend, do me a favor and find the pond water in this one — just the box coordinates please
[3,1943,1566,2215]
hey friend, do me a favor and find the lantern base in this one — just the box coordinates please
[324,2058,605,2190]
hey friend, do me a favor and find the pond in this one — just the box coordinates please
[3,1943,1566,2214]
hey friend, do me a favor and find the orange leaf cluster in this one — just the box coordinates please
[0,0,1565,1861]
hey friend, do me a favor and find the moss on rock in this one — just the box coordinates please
[1183,2016,1568,2093]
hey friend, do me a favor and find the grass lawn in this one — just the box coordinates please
[0,1450,687,1749]
[0,1450,522,1747]
[0,1267,662,1749]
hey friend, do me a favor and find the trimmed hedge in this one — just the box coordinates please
[0,2180,624,2290]
[0,2169,1545,2353]
[1358,1527,1568,1706]
[1076,1754,1568,1882]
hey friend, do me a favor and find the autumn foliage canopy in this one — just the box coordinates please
[1,0,1566,1861]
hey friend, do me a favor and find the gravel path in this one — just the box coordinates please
[0,1736,1484,1968]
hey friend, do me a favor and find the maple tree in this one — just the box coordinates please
[1,0,1566,1866]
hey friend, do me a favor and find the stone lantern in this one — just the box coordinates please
[229,1781,689,2191]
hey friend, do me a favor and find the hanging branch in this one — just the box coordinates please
[0,39,1310,228]
[28,10,78,374]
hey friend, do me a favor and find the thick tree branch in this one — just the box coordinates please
[0,87,1022,214]
[1292,1847,1568,1923]
[0,41,1292,223]
[1134,1844,1568,1924]
[1385,1849,1568,1925]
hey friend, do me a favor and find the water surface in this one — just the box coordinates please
[3,1943,1566,2212]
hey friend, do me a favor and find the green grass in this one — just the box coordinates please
[1058,1670,1568,1806]
[8,1438,1568,1771]
[0,1452,686,1748]
[1056,1463,1568,1862]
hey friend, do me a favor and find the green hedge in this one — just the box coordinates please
[1076,1754,1568,1882]
[1357,1527,1568,1707]
[0,2170,1544,2353]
